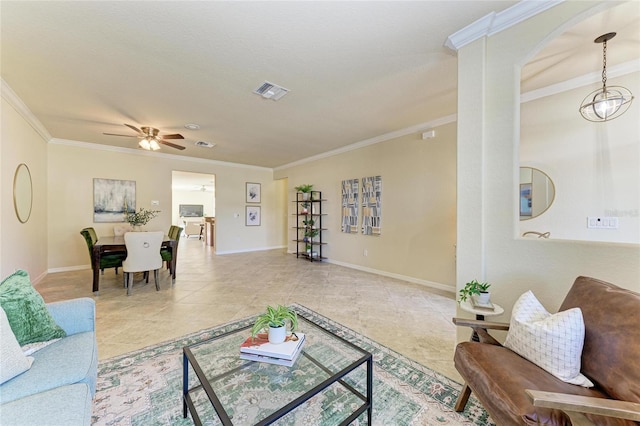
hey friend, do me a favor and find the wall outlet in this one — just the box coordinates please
[151,200,159,206]
[587,217,618,229]
[363,249,368,257]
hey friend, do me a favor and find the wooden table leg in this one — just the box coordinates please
[171,241,177,283]
[92,246,101,295]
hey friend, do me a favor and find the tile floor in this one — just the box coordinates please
[36,238,462,382]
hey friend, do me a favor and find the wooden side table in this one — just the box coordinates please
[459,300,504,341]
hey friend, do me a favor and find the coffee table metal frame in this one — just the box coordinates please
[183,312,373,426]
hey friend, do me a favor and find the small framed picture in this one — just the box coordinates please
[246,206,261,226]
[246,182,261,203]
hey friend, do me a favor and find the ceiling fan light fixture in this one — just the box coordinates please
[150,139,161,151]
[139,138,151,150]
[579,32,634,122]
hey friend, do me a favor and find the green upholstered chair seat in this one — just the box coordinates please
[80,227,126,273]
[160,226,182,271]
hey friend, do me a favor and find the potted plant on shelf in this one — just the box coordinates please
[304,229,319,240]
[458,279,491,304]
[251,305,298,344]
[300,202,310,214]
[125,207,160,230]
[302,218,315,229]
[295,184,314,200]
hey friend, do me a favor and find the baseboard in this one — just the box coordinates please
[216,245,287,255]
[47,265,90,274]
[325,258,455,294]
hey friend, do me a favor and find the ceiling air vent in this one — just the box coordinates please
[195,141,216,148]
[253,81,289,101]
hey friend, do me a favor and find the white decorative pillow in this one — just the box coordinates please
[0,307,34,384]
[504,291,593,387]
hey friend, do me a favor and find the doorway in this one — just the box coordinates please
[171,171,215,243]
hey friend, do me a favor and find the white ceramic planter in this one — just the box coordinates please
[477,291,491,304]
[268,325,287,344]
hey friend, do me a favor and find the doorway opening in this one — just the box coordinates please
[171,171,215,245]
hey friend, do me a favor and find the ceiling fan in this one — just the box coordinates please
[103,124,186,151]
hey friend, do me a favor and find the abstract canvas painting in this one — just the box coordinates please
[93,178,135,223]
[341,179,359,233]
[361,176,382,235]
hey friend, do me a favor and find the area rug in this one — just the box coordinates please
[92,304,494,425]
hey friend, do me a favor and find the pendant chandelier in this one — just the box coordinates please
[579,32,634,122]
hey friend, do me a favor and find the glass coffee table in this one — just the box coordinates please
[183,313,373,425]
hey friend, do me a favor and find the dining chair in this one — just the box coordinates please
[80,227,126,275]
[160,225,182,275]
[122,231,164,296]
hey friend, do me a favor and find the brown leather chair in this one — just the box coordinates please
[453,276,640,425]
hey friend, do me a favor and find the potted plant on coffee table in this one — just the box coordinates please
[458,279,491,304]
[251,305,298,344]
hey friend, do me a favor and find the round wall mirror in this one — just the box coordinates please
[519,167,555,220]
[13,163,33,223]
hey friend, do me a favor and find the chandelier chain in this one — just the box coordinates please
[601,40,607,88]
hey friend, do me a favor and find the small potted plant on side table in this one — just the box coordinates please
[252,305,298,344]
[458,279,491,305]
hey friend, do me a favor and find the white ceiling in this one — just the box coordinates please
[2,1,638,168]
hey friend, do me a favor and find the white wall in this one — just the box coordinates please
[0,94,49,281]
[456,1,640,341]
[46,141,287,270]
[275,122,457,291]
[172,188,215,224]
[520,72,640,243]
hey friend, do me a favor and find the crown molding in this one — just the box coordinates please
[445,0,563,52]
[49,138,273,171]
[274,114,457,171]
[1,78,52,141]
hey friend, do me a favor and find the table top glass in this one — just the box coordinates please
[184,314,371,425]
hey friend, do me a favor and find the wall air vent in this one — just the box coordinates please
[253,81,290,101]
[194,141,216,148]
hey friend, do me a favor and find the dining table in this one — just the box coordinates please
[92,235,177,294]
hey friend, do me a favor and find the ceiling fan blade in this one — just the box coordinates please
[159,140,186,150]
[103,132,139,138]
[161,133,184,140]
[124,123,144,135]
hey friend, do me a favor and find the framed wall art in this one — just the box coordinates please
[246,182,261,203]
[93,178,135,223]
[361,175,382,235]
[246,206,261,226]
[341,178,359,233]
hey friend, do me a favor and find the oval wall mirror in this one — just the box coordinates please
[13,163,33,223]
[519,167,555,220]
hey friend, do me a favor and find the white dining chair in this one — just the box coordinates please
[122,231,164,296]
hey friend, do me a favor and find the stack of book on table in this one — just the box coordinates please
[240,333,306,367]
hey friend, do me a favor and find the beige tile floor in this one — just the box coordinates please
[36,238,462,382]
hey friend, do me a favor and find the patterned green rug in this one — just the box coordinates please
[92,304,494,425]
